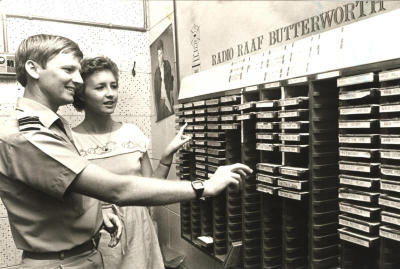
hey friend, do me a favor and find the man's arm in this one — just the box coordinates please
[70,163,252,206]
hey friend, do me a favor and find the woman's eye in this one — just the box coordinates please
[111,84,118,89]
[95,86,104,90]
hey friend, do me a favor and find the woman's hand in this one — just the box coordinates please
[160,123,191,165]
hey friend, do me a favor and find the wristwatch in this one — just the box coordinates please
[191,180,205,200]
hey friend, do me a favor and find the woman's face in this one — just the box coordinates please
[81,70,118,115]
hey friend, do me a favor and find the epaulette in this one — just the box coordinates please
[17,116,43,131]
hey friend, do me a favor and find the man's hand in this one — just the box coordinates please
[204,163,253,197]
[102,207,123,248]
[160,123,192,165]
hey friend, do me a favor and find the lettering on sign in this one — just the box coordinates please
[211,2,386,66]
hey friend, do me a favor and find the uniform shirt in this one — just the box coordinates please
[0,97,103,252]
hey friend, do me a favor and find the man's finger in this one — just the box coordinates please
[230,163,253,174]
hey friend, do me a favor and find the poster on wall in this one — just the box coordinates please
[150,24,177,122]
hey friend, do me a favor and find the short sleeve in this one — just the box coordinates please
[0,131,90,199]
[122,123,149,153]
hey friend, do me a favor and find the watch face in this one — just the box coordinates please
[192,180,204,189]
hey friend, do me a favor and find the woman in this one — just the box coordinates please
[71,56,190,269]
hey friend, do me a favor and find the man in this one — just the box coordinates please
[0,34,252,268]
[154,39,174,121]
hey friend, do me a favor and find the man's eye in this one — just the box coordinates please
[63,68,73,73]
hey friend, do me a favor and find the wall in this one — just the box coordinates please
[0,1,152,267]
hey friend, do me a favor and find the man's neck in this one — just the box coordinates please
[23,85,60,112]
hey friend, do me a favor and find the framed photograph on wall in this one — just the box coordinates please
[150,24,177,122]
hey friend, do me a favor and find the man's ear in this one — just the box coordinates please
[25,60,41,80]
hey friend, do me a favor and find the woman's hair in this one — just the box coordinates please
[15,34,83,87]
[73,56,119,111]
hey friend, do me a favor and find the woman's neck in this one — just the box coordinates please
[82,111,114,134]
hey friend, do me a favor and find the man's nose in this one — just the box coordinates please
[72,71,83,84]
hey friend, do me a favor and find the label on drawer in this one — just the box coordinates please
[337,72,374,87]
[380,104,400,113]
[382,213,400,226]
[381,167,400,177]
[256,143,275,151]
[339,218,370,233]
[195,148,206,154]
[193,101,205,107]
[280,98,302,106]
[195,116,206,122]
[380,228,400,242]
[381,120,400,128]
[381,150,400,160]
[221,106,235,112]
[339,233,370,247]
[381,181,400,193]
[339,163,370,173]
[256,185,275,195]
[279,134,301,141]
[339,135,372,144]
[380,86,400,96]
[280,145,301,153]
[256,101,275,108]
[379,69,400,82]
[278,190,302,200]
[257,133,276,140]
[279,111,299,118]
[340,106,372,115]
[278,179,303,190]
[257,111,275,118]
[339,192,371,202]
[221,115,235,121]
[379,197,400,209]
[238,102,254,110]
[263,81,281,89]
[339,176,372,188]
[381,136,400,145]
[257,122,274,129]
[207,107,219,113]
[339,121,371,128]
[206,99,219,106]
[281,122,301,129]
[340,203,370,218]
[339,90,370,100]
[339,149,371,158]
[257,174,277,184]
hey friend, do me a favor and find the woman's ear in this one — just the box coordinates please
[25,60,41,80]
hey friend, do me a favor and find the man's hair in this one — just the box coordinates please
[156,39,164,52]
[15,34,83,87]
[73,56,119,112]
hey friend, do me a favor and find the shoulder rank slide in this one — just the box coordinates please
[18,116,42,131]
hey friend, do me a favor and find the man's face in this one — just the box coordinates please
[157,49,164,66]
[37,52,83,108]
